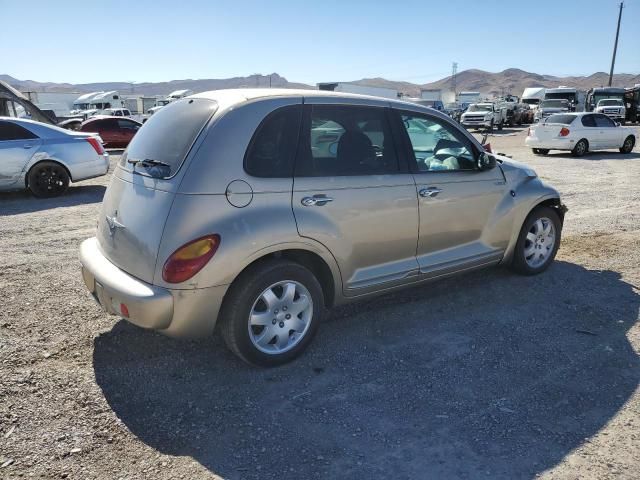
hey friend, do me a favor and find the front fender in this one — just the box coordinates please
[501,177,563,264]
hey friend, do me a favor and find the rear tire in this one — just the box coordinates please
[219,260,324,367]
[27,161,70,198]
[619,135,635,154]
[572,139,588,157]
[510,206,561,276]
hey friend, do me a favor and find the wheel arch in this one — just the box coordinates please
[223,246,341,310]
[502,193,566,265]
[24,159,73,187]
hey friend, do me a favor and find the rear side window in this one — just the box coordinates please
[244,105,302,177]
[296,105,399,177]
[594,114,615,128]
[122,98,217,177]
[117,119,140,130]
[581,115,596,127]
[0,121,38,141]
[546,114,576,125]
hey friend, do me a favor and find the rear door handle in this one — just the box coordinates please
[301,194,334,207]
[419,187,442,198]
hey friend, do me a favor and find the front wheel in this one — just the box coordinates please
[619,135,635,154]
[219,260,324,366]
[510,206,561,275]
[27,161,70,198]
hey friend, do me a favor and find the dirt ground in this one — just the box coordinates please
[1,126,639,479]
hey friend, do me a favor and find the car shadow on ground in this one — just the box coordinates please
[93,261,639,479]
[545,151,640,161]
[0,185,106,216]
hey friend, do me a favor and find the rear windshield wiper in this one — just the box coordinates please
[127,158,171,169]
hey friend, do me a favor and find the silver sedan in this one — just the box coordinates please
[0,117,110,197]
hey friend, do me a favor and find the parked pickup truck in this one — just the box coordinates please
[460,103,507,131]
[594,99,626,123]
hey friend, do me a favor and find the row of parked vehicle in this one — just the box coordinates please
[446,84,640,135]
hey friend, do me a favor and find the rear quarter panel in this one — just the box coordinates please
[153,193,342,292]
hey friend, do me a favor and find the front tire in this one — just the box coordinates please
[532,148,549,155]
[27,161,70,198]
[572,139,588,157]
[510,206,561,275]
[219,260,324,366]
[620,135,635,154]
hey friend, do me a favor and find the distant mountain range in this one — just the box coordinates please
[2,68,639,98]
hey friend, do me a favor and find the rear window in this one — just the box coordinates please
[545,114,576,125]
[121,98,217,177]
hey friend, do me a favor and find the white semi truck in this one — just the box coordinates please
[544,86,585,112]
[521,88,545,110]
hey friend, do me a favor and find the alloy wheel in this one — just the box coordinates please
[34,165,67,196]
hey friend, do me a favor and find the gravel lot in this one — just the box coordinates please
[1,126,639,479]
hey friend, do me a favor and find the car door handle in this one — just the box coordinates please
[301,195,334,207]
[419,187,442,198]
[23,143,34,149]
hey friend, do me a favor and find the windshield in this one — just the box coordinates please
[121,98,217,178]
[545,114,576,125]
[541,100,567,108]
[545,92,576,102]
[522,98,540,105]
[598,99,623,106]
[468,104,491,112]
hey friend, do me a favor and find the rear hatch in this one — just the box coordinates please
[96,98,218,283]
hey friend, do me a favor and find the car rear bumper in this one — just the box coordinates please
[525,136,576,150]
[80,237,228,338]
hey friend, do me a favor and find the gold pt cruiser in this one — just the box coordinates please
[80,89,567,366]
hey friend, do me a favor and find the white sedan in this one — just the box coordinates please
[525,112,636,157]
[0,117,109,197]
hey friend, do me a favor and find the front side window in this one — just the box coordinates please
[594,114,616,127]
[296,105,398,177]
[244,105,302,178]
[400,113,476,172]
[0,121,38,141]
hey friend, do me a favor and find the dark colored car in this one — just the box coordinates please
[80,116,142,148]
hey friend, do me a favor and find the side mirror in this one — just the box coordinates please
[615,121,621,126]
[478,152,497,170]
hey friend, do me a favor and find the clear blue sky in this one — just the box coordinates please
[2,0,638,85]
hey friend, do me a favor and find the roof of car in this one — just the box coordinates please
[82,115,142,125]
[0,116,89,138]
[189,88,445,118]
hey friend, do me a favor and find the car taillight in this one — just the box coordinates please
[483,143,492,153]
[162,234,220,283]
[559,127,570,137]
[86,136,105,154]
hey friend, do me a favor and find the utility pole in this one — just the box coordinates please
[608,2,624,87]
[451,62,458,95]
